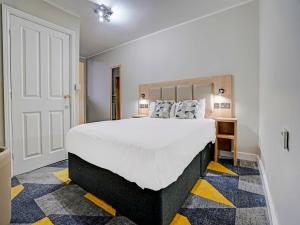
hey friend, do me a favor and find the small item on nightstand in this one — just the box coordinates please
[214,117,238,166]
[132,115,148,118]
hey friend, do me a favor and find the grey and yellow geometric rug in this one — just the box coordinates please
[11,159,270,225]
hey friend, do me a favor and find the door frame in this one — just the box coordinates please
[110,65,122,120]
[2,5,78,174]
[79,58,87,124]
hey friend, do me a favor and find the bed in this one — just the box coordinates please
[67,75,233,225]
[67,118,215,225]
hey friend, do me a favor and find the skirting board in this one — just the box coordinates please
[257,157,280,225]
[219,150,257,161]
[219,150,279,225]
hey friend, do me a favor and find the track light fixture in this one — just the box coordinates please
[95,4,113,22]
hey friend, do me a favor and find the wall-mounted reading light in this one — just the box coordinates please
[218,88,225,96]
[139,93,149,109]
[214,88,229,109]
[95,4,113,23]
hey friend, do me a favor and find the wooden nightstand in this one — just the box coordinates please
[132,115,148,118]
[214,117,238,166]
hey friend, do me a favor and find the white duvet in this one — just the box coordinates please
[66,118,215,191]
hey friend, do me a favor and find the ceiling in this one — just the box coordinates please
[45,0,250,58]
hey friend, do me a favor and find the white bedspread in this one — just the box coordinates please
[66,118,215,191]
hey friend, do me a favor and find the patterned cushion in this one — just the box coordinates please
[151,100,175,118]
[175,100,199,119]
[148,102,156,117]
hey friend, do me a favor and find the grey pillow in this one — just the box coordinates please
[175,100,198,119]
[151,100,174,118]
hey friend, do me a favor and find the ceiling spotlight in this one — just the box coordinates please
[95,4,113,23]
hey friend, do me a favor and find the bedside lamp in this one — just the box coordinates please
[139,93,149,109]
[215,88,225,104]
[218,88,225,96]
[214,88,231,109]
[138,93,149,115]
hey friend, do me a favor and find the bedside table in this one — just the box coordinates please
[132,115,148,118]
[214,117,238,166]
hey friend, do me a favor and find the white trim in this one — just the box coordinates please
[219,150,258,161]
[43,0,80,18]
[257,157,280,225]
[87,0,256,58]
[2,4,12,174]
[2,4,78,175]
[238,151,258,161]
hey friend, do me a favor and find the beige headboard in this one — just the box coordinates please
[139,74,233,118]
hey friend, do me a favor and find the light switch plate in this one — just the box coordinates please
[281,128,289,151]
[214,103,220,109]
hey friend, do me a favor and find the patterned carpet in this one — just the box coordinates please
[11,159,270,225]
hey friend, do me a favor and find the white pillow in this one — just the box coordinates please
[148,102,156,117]
[170,103,177,118]
[196,98,206,119]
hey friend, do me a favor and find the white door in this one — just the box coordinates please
[10,14,71,175]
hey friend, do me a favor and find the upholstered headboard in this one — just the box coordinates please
[139,75,233,118]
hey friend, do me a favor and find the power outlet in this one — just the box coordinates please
[214,103,220,109]
[221,103,231,109]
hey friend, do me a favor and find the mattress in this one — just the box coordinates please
[66,118,215,191]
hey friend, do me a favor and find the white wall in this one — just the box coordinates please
[259,0,300,224]
[87,1,259,154]
[86,60,111,122]
[0,0,80,146]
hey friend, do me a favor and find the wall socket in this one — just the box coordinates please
[221,103,231,109]
[214,103,231,109]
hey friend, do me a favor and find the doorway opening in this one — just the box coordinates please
[79,60,86,124]
[111,66,121,120]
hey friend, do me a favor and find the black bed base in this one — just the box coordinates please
[69,142,213,225]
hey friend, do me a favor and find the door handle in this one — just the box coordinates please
[64,95,71,109]
[64,95,71,100]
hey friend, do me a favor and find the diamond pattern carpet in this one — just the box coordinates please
[11,159,270,225]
